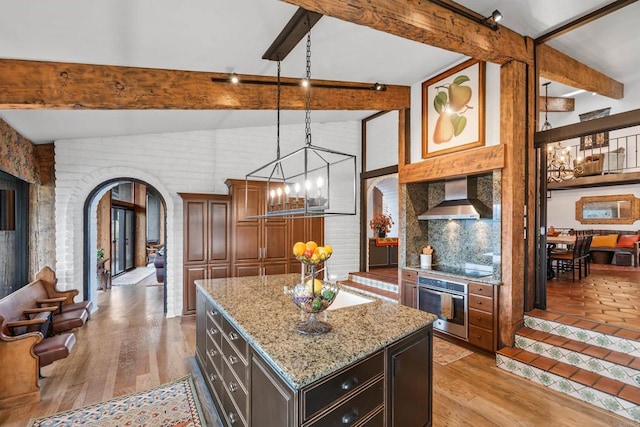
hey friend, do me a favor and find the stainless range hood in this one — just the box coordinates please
[418,177,492,220]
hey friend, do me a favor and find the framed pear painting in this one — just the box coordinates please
[422,59,485,158]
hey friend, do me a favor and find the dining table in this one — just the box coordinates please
[546,235,576,245]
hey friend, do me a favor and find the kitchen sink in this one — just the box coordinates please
[327,290,374,311]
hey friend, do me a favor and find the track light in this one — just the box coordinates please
[230,73,239,84]
[301,78,309,88]
[371,83,387,91]
[482,9,503,30]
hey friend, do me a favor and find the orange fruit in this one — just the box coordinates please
[305,241,318,252]
[293,241,306,257]
[324,245,333,255]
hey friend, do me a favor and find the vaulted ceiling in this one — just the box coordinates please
[0,0,637,143]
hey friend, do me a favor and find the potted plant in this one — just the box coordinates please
[97,247,104,261]
[369,213,394,238]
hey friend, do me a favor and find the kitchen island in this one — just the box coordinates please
[195,273,436,426]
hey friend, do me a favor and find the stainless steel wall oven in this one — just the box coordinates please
[417,274,468,340]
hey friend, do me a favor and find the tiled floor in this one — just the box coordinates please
[547,263,640,331]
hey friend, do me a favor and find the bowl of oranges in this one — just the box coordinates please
[292,240,333,265]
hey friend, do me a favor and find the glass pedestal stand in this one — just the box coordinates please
[295,263,333,336]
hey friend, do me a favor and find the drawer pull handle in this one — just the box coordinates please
[228,355,238,365]
[476,301,482,305]
[228,412,237,424]
[209,349,218,357]
[210,310,218,316]
[209,328,217,335]
[340,377,359,391]
[229,332,239,341]
[209,373,217,382]
[229,382,238,392]
[476,317,482,321]
[341,408,359,424]
[477,335,482,339]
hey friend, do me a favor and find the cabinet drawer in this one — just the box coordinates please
[222,356,248,424]
[223,317,248,361]
[206,300,222,328]
[305,378,384,427]
[357,406,384,427]
[222,385,248,427]
[205,350,224,402]
[468,308,493,329]
[469,294,493,314]
[302,351,384,421]
[468,326,494,351]
[469,283,493,298]
[401,269,417,282]
[222,336,249,391]
[206,321,222,349]
[205,339,222,375]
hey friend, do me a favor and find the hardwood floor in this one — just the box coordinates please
[0,273,630,426]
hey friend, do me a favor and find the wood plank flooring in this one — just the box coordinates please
[0,273,630,426]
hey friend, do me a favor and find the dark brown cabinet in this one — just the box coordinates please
[196,287,432,427]
[368,239,398,268]
[467,282,498,352]
[180,193,231,315]
[226,179,323,278]
[400,269,417,309]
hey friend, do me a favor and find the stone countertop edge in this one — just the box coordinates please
[195,274,436,390]
[404,266,502,285]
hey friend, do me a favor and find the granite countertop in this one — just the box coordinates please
[196,274,436,390]
[404,265,502,285]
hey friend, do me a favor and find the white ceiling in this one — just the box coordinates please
[0,0,637,143]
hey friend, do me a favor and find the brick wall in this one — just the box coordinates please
[55,121,361,317]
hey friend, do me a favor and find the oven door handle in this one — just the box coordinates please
[422,288,464,300]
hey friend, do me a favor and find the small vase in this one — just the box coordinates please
[377,230,386,238]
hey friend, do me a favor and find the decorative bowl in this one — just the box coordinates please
[291,279,340,335]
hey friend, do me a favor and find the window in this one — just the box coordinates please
[147,191,161,243]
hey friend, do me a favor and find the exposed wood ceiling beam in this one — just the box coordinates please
[280,0,532,65]
[262,7,323,61]
[539,96,574,112]
[534,108,640,146]
[538,44,623,100]
[0,59,410,110]
[535,0,637,44]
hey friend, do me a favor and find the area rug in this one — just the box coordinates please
[111,266,155,286]
[28,375,205,427]
[433,337,474,365]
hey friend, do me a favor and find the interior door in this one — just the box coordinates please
[112,207,135,275]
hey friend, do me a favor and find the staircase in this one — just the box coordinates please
[338,270,399,303]
[497,309,640,424]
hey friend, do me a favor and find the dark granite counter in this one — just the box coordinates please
[404,265,502,285]
[195,273,436,389]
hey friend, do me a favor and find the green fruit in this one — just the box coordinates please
[311,297,323,311]
[448,83,472,112]
[322,290,335,300]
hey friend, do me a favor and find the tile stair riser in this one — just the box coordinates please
[515,335,640,388]
[347,274,399,293]
[340,284,398,304]
[524,315,640,356]
[496,354,640,423]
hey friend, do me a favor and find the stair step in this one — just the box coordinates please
[496,310,640,424]
[338,279,398,303]
[347,272,399,294]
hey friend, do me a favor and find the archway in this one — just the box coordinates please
[83,178,168,313]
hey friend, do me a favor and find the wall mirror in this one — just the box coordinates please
[575,194,639,224]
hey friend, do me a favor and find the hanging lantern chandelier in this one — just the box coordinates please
[245,26,357,219]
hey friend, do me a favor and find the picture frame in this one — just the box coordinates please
[422,59,485,159]
[579,107,611,151]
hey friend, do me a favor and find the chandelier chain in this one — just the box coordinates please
[276,59,281,159]
[305,31,311,146]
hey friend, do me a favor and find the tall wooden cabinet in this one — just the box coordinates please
[226,179,323,278]
[180,193,231,315]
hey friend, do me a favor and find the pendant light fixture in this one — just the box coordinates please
[541,82,553,131]
[245,25,357,218]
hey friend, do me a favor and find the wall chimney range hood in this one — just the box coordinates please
[418,177,492,220]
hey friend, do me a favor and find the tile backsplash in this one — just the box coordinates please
[402,171,502,281]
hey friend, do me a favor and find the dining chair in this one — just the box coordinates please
[580,235,593,277]
[549,236,586,282]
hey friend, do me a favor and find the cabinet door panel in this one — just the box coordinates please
[389,330,432,427]
[184,201,207,264]
[184,266,206,315]
[209,200,230,262]
[235,185,262,223]
[251,354,295,427]
[209,264,230,279]
[235,225,260,262]
[235,264,261,277]
[264,262,287,276]
[264,222,288,262]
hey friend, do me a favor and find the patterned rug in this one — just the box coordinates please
[433,337,474,365]
[28,375,205,427]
